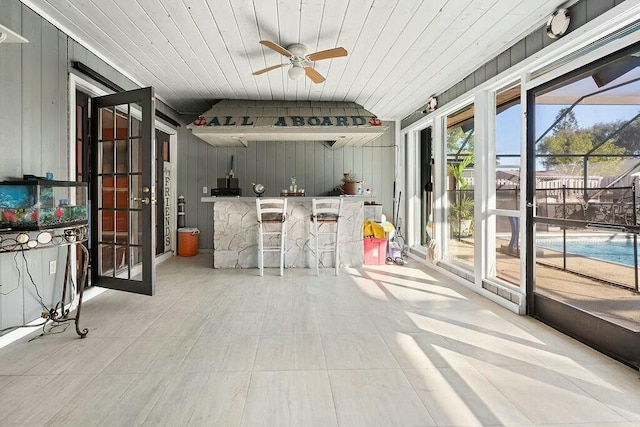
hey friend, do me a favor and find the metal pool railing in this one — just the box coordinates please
[534,183,639,292]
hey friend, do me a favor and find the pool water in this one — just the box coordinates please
[536,236,639,267]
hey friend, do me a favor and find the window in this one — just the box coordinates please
[445,104,475,269]
[493,85,522,286]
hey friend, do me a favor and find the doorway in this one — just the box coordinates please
[526,44,640,368]
[70,84,161,295]
[420,127,434,247]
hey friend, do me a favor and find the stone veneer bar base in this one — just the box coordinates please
[208,198,364,269]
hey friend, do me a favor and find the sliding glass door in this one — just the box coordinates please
[527,44,640,368]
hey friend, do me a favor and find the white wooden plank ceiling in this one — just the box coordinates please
[21,0,567,120]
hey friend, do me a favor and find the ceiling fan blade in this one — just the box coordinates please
[304,67,325,84]
[307,47,347,61]
[252,63,286,75]
[259,40,292,57]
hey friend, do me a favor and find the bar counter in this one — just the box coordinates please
[200,196,365,269]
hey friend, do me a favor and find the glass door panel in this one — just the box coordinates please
[490,86,522,287]
[526,45,640,368]
[445,105,475,270]
[91,87,155,295]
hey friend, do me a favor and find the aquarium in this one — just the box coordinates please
[0,180,88,231]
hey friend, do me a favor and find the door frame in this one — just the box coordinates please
[68,73,178,294]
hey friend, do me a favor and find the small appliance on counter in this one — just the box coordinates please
[217,177,239,189]
[212,173,241,197]
[211,187,241,196]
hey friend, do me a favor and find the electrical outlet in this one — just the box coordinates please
[49,260,56,275]
[202,186,208,194]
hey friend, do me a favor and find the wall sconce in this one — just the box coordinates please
[546,9,570,39]
[421,96,438,114]
[0,23,29,44]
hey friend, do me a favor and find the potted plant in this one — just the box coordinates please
[447,153,473,190]
[447,154,474,237]
[341,172,362,195]
[448,195,474,237]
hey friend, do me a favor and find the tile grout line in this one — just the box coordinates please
[359,280,438,423]
[316,304,342,427]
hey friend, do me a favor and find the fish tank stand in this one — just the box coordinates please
[0,224,89,338]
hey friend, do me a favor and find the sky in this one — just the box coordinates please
[496,66,640,159]
[495,103,639,158]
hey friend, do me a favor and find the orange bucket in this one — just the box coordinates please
[178,227,199,256]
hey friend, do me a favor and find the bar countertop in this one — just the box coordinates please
[201,195,376,203]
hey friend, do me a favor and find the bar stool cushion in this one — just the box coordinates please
[261,213,285,222]
[311,198,342,276]
[311,213,339,223]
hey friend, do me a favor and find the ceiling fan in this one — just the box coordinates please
[252,40,347,83]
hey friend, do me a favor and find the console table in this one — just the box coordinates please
[0,224,89,338]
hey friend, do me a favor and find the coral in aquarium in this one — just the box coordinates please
[2,210,17,222]
[0,208,37,228]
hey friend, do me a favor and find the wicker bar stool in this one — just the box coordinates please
[311,198,343,276]
[256,198,288,276]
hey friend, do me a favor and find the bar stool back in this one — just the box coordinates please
[256,198,288,276]
[311,198,343,276]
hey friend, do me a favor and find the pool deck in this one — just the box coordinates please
[501,248,639,331]
[449,236,640,332]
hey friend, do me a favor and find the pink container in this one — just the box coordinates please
[363,237,387,265]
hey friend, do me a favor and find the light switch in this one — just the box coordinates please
[202,186,208,194]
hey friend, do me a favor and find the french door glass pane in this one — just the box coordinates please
[97,102,144,282]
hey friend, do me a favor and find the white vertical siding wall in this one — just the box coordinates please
[0,2,181,331]
[0,4,69,330]
[177,123,396,250]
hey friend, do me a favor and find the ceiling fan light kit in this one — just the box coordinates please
[288,65,306,80]
[253,40,348,83]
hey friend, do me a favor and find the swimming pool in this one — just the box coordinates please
[536,236,639,267]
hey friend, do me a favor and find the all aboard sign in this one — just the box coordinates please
[187,101,387,146]
[191,115,383,127]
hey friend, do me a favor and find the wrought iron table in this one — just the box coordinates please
[0,224,89,337]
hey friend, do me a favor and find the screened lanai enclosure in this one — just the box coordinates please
[527,44,640,368]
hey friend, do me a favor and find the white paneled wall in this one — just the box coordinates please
[0,4,70,331]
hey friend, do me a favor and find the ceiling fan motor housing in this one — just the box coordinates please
[287,44,308,58]
[286,44,310,80]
